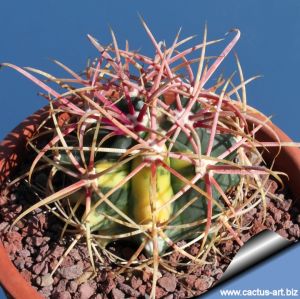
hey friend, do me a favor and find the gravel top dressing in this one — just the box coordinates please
[1,179,299,299]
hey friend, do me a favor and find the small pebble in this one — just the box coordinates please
[67,280,78,293]
[277,228,289,239]
[194,277,209,292]
[36,274,54,287]
[118,283,140,297]
[78,282,95,299]
[158,276,177,292]
[59,264,83,280]
[130,276,143,290]
[111,288,125,299]
[52,291,72,299]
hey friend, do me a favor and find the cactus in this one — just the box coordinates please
[2,19,284,298]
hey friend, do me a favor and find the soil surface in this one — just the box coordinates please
[1,179,300,299]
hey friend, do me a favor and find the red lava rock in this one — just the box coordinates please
[78,282,96,299]
[25,221,41,235]
[268,204,282,222]
[32,261,48,275]
[25,236,33,245]
[56,279,68,293]
[111,288,125,299]
[40,285,53,298]
[138,253,147,261]
[0,222,9,232]
[115,275,125,285]
[211,267,223,277]
[282,213,291,222]
[273,211,282,223]
[215,271,224,280]
[36,244,49,262]
[155,286,168,298]
[82,259,92,269]
[194,277,209,292]
[288,225,300,238]
[61,255,75,268]
[251,220,266,234]
[248,207,258,216]
[51,245,65,258]
[265,215,276,230]
[52,276,60,286]
[24,256,33,268]
[168,251,182,266]
[142,270,151,282]
[18,248,30,258]
[276,199,292,212]
[183,275,197,287]
[26,243,37,255]
[164,295,174,299]
[277,229,289,239]
[70,248,82,261]
[33,236,49,247]
[221,240,234,254]
[203,267,212,277]
[89,280,98,291]
[39,262,49,275]
[242,213,254,225]
[59,264,84,280]
[52,291,72,299]
[20,269,32,283]
[67,280,78,293]
[5,231,23,254]
[96,270,108,283]
[118,283,140,297]
[266,180,278,194]
[100,274,116,294]
[48,258,58,272]
[138,284,146,296]
[0,195,8,206]
[0,206,9,216]
[37,213,47,228]
[282,220,293,230]
[4,243,17,256]
[36,274,54,287]
[14,204,23,214]
[240,233,251,243]
[176,289,187,299]
[158,275,177,292]
[130,275,143,289]
[14,256,25,269]
[189,244,199,256]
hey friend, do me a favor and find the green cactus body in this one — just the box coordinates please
[86,160,129,232]
[167,128,239,244]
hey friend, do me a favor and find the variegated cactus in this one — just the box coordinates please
[2,18,283,298]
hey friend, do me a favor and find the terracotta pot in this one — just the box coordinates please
[0,105,299,298]
[241,104,300,198]
[0,107,48,299]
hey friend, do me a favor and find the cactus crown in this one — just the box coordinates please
[3,19,283,297]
